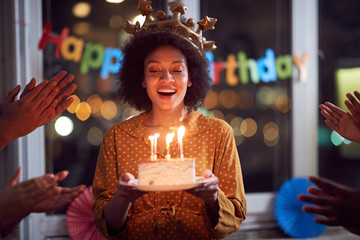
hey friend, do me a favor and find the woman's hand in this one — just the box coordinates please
[116,173,147,203]
[186,169,218,206]
[186,169,220,226]
[104,173,147,232]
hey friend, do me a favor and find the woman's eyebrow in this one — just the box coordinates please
[145,59,185,67]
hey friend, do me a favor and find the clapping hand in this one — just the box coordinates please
[0,71,76,150]
[319,101,360,143]
[298,176,360,236]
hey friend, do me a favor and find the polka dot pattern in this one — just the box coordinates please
[92,111,247,239]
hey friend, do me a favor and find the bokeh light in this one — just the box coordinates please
[72,2,91,18]
[330,131,343,146]
[235,135,245,146]
[87,127,104,146]
[106,0,124,3]
[109,15,123,28]
[55,116,74,136]
[318,127,330,146]
[67,95,81,113]
[87,94,102,117]
[230,116,243,137]
[264,137,279,147]
[219,89,237,109]
[101,100,118,120]
[210,109,225,120]
[263,122,279,141]
[276,94,291,113]
[256,87,276,108]
[73,21,91,35]
[76,102,92,121]
[203,90,219,109]
[237,90,254,109]
[240,118,257,137]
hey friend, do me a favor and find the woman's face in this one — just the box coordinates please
[143,45,192,112]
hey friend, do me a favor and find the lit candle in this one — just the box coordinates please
[148,135,155,160]
[165,133,174,159]
[153,133,160,160]
[177,126,185,158]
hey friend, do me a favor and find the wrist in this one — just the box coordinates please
[0,122,15,150]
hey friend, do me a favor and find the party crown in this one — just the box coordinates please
[123,0,217,52]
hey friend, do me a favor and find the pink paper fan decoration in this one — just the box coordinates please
[66,186,106,240]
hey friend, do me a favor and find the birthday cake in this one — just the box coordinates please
[138,158,196,186]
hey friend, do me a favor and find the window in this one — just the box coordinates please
[1,0,319,238]
[318,0,360,187]
[201,0,292,192]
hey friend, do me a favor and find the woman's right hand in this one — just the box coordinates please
[116,173,147,203]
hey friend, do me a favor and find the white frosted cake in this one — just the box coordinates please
[138,158,196,186]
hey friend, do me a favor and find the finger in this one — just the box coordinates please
[32,81,59,111]
[55,83,77,103]
[21,80,49,103]
[202,169,215,178]
[49,71,68,85]
[59,185,86,194]
[324,119,340,132]
[297,192,336,206]
[56,74,75,92]
[345,97,360,122]
[323,102,346,118]
[4,85,21,104]
[54,94,74,116]
[7,166,22,186]
[344,100,357,117]
[320,108,340,124]
[37,85,62,113]
[314,216,340,226]
[302,205,335,217]
[54,170,69,182]
[346,93,360,111]
[354,90,360,101]
[308,176,352,197]
[120,173,135,183]
[20,78,36,98]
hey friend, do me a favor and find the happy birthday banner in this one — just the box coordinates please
[38,22,309,85]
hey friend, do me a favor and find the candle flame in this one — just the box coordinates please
[166,133,175,144]
[177,126,185,142]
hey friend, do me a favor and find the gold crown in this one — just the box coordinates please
[123,0,217,52]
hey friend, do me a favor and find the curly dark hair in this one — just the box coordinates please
[118,31,211,112]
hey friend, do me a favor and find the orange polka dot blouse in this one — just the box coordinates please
[92,111,247,240]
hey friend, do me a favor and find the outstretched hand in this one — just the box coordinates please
[0,71,76,150]
[298,176,360,236]
[319,101,360,143]
[30,170,85,213]
[345,91,360,123]
[0,167,57,220]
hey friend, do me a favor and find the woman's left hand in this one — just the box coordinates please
[186,169,218,207]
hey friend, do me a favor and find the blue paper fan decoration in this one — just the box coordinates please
[275,177,327,238]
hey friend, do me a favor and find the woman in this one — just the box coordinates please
[92,3,246,239]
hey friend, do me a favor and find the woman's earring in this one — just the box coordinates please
[142,82,146,88]
[187,81,192,87]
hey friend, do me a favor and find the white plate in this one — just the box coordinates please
[120,177,214,192]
